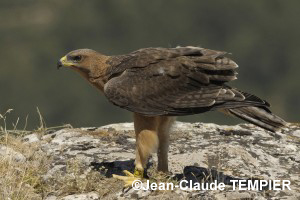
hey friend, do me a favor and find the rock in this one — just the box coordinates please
[0,145,26,162]
[60,192,99,200]
[214,191,252,200]
[25,122,300,199]
[45,195,57,200]
[292,129,300,137]
[42,164,66,181]
[116,181,151,199]
[23,133,40,143]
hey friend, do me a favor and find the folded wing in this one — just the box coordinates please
[104,46,267,115]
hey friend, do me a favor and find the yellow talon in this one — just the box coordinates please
[123,170,135,177]
[113,168,144,187]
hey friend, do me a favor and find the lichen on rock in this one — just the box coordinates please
[27,122,300,199]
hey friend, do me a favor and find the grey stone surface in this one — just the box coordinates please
[45,195,57,200]
[33,122,300,199]
[23,133,40,143]
[60,192,99,200]
[0,145,26,162]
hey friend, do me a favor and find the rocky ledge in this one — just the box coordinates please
[19,122,300,199]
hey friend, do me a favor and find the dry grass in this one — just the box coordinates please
[44,159,123,198]
[0,109,123,199]
[0,109,49,199]
[0,108,52,199]
[145,163,180,199]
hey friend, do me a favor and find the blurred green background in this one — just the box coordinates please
[0,0,299,130]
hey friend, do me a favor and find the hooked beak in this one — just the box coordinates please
[57,56,73,69]
[57,61,63,69]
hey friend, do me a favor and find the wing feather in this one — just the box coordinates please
[104,46,267,116]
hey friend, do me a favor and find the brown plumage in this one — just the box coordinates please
[57,46,287,185]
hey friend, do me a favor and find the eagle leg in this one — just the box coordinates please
[157,116,175,172]
[113,114,159,187]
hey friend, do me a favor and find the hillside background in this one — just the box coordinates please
[0,0,299,129]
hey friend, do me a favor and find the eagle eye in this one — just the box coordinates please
[72,55,82,62]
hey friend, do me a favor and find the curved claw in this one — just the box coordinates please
[123,170,135,177]
[113,169,144,187]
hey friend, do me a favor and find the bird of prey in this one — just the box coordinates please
[57,46,287,186]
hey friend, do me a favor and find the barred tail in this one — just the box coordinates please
[226,106,287,132]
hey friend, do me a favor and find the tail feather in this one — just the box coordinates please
[227,106,287,132]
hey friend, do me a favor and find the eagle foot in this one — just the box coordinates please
[113,168,144,187]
